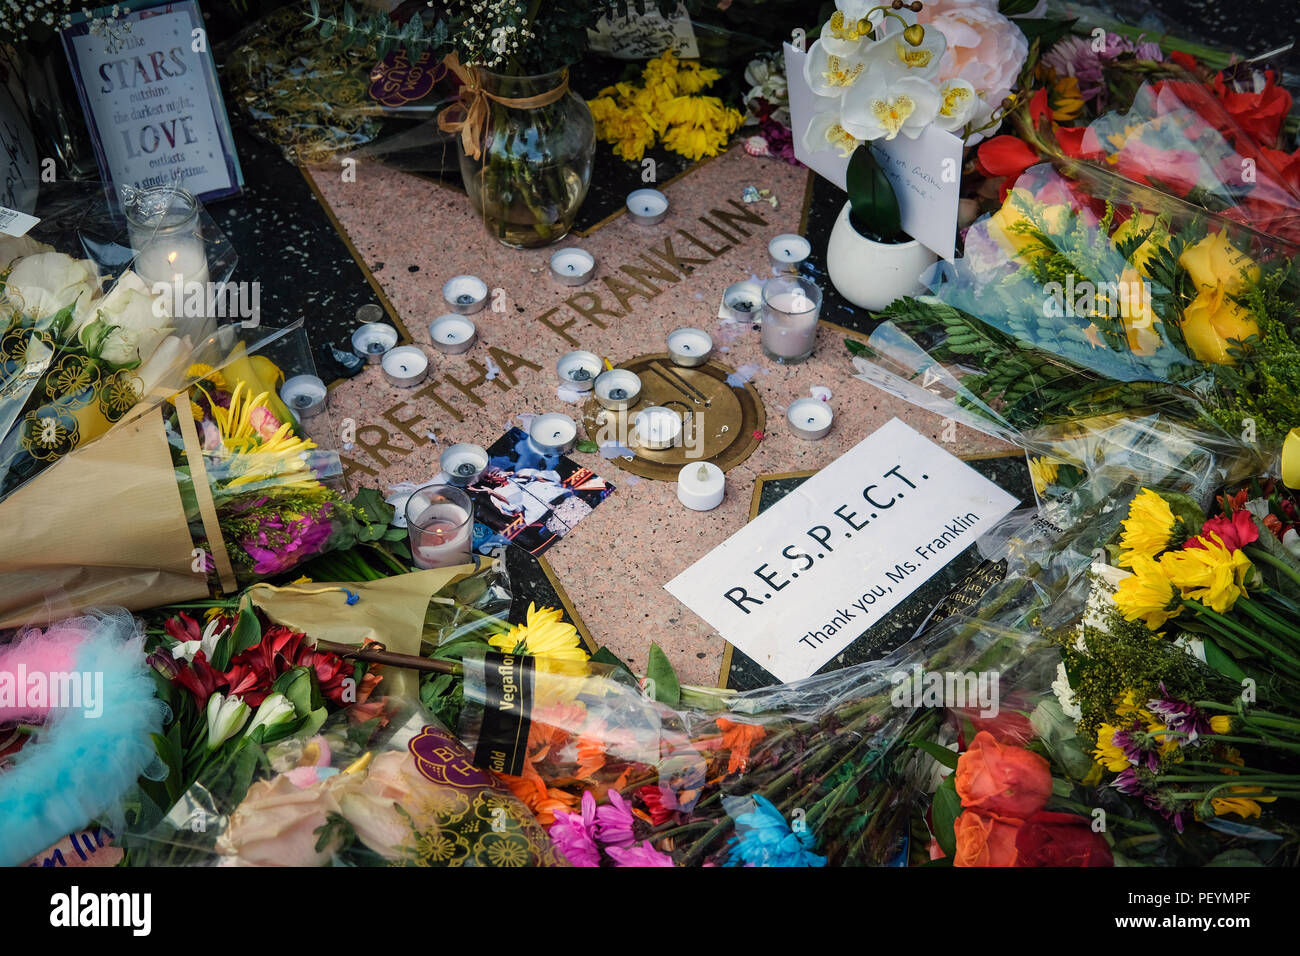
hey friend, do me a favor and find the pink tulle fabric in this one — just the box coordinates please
[0,623,87,722]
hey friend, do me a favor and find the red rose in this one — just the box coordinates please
[955,731,1053,819]
[1187,510,1259,552]
[1014,811,1114,867]
[1214,70,1293,147]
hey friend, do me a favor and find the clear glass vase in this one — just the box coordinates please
[458,67,595,249]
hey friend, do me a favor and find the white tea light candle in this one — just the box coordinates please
[381,345,430,388]
[556,350,602,391]
[626,188,669,225]
[677,461,725,511]
[528,413,578,455]
[594,368,642,411]
[429,313,477,355]
[280,374,327,420]
[667,327,713,368]
[768,233,812,272]
[549,248,596,286]
[634,406,682,450]
[441,443,489,485]
[442,275,488,314]
[719,280,764,322]
[787,397,834,440]
[352,322,399,363]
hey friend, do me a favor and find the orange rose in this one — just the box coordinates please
[952,811,1021,867]
[955,730,1053,819]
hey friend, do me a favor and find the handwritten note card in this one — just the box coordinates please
[665,419,1018,682]
[61,0,242,202]
[785,44,962,260]
[589,2,699,59]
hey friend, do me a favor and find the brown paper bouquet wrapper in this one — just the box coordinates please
[0,407,208,629]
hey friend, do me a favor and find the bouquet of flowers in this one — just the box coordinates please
[0,236,196,501]
[855,158,1300,447]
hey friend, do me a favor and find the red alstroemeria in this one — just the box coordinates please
[1168,50,1199,72]
[222,659,272,706]
[1214,69,1293,147]
[1187,510,1260,553]
[164,612,202,645]
[172,651,225,708]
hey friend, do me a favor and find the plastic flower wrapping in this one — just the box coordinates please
[852,151,1300,456]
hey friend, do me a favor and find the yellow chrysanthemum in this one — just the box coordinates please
[1094,723,1131,772]
[187,363,227,391]
[1117,488,1179,568]
[1114,554,1182,630]
[1159,535,1252,613]
[1028,456,1061,496]
[675,62,722,95]
[489,603,588,662]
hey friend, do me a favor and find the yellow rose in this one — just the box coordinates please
[1113,213,1169,278]
[1179,287,1260,364]
[988,189,1069,265]
[1178,232,1259,295]
[1118,267,1162,356]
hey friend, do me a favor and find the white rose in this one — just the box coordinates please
[0,235,54,271]
[75,269,173,366]
[2,252,101,321]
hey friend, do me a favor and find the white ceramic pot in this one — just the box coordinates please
[825,200,938,312]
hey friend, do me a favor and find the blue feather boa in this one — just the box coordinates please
[0,609,168,866]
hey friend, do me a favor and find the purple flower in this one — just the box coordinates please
[1147,685,1216,744]
[549,792,600,867]
[605,842,675,867]
[1113,719,1162,772]
[594,789,636,848]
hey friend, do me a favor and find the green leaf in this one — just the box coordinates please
[998,0,1038,14]
[591,645,636,679]
[845,143,902,242]
[575,439,599,454]
[229,606,262,656]
[646,643,680,706]
[932,776,962,859]
[909,738,960,770]
[1206,849,1263,866]
[1201,635,1248,683]
[1013,16,1076,49]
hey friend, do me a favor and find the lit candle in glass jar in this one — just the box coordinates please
[405,484,475,569]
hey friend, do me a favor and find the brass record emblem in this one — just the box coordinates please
[582,352,766,481]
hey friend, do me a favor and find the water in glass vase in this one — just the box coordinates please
[458,66,596,249]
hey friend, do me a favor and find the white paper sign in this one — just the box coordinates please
[588,3,699,59]
[785,44,962,261]
[61,1,242,202]
[665,419,1019,682]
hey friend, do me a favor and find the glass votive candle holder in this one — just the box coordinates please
[405,484,475,570]
[761,274,823,364]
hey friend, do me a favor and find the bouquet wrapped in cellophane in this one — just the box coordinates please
[854,155,1300,452]
[0,324,366,628]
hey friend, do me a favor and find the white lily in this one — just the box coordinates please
[804,38,870,99]
[244,692,297,739]
[171,617,229,664]
[841,72,940,141]
[935,78,978,132]
[802,108,861,157]
[872,26,946,83]
[821,10,876,57]
[206,692,250,751]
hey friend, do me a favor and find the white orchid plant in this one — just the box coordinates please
[802,0,977,157]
